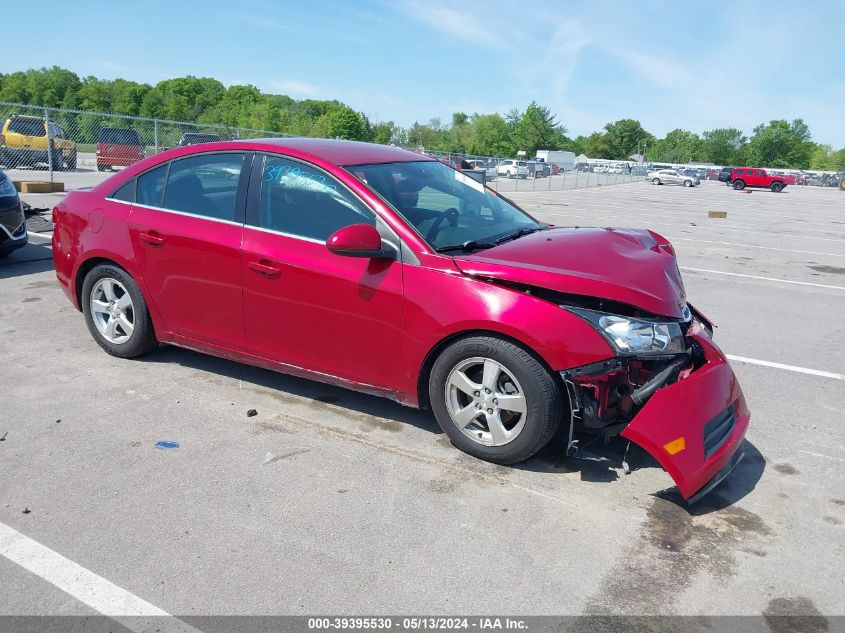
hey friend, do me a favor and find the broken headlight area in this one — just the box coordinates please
[560,309,710,444]
[561,349,702,439]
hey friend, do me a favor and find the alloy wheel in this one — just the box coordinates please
[444,357,528,446]
[90,278,135,344]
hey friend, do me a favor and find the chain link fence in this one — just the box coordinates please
[8,101,837,195]
[0,101,289,191]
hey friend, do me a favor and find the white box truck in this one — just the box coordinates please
[535,150,576,171]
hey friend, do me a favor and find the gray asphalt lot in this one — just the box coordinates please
[0,181,843,623]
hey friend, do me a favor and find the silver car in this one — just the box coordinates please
[648,169,697,187]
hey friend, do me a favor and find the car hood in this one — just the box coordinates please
[452,227,688,318]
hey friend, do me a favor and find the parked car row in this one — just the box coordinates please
[0,113,226,173]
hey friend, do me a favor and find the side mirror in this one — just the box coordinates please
[327,223,396,259]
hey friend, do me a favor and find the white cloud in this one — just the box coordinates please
[395,2,500,47]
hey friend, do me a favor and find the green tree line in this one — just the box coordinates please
[2,66,843,170]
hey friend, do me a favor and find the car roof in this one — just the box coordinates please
[241,137,427,166]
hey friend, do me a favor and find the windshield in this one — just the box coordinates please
[347,160,541,251]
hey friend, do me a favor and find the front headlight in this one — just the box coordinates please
[568,308,686,355]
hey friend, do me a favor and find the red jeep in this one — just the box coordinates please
[724,167,787,192]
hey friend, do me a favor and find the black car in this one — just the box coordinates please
[177,132,223,147]
[717,166,734,184]
[0,170,27,257]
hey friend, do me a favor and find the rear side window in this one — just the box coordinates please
[8,117,46,136]
[755,170,764,176]
[111,179,135,202]
[137,164,168,207]
[162,153,245,221]
[259,156,374,241]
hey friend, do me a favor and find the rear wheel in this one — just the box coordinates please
[81,264,158,359]
[652,177,661,185]
[770,182,784,192]
[733,179,746,190]
[429,336,562,465]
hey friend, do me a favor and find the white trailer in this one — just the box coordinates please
[535,150,576,171]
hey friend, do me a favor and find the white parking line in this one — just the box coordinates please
[668,236,844,258]
[0,521,203,633]
[680,267,845,291]
[27,231,52,240]
[726,355,843,380]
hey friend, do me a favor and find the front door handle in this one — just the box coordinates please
[139,231,165,247]
[248,260,282,279]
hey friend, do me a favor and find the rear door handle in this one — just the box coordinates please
[248,260,282,279]
[139,231,165,247]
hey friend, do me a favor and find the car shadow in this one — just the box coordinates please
[0,241,55,278]
[142,345,441,435]
[140,345,765,508]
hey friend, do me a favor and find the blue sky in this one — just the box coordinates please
[4,0,844,146]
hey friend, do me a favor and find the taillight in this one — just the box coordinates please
[51,206,59,225]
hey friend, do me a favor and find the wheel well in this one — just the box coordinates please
[74,257,123,308]
[416,329,561,410]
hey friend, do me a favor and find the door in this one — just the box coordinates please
[241,154,404,390]
[128,152,251,350]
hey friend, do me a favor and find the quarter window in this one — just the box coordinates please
[259,156,374,241]
[162,153,245,221]
[111,179,135,202]
[137,164,168,207]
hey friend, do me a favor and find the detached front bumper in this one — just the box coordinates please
[564,333,750,503]
[621,334,749,501]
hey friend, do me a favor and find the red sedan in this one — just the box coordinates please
[52,138,749,503]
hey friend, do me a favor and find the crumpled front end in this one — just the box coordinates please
[561,307,750,502]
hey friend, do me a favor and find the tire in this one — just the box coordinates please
[81,264,158,359]
[771,182,783,192]
[507,170,514,179]
[733,179,745,190]
[652,178,660,185]
[428,336,563,465]
[97,164,109,172]
[683,180,692,187]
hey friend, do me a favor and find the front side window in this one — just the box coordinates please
[137,164,168,207]
[349,160,541,252]
[162,153,245,221]
[259,156,374,241]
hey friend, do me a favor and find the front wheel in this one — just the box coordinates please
[652,177,660,185]
[683,179,692,187]
[81,264,158,359]
[429,336,562,465]
[771,182,783,192]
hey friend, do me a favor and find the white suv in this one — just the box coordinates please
[496,160,529,179]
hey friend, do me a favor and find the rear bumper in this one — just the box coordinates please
[1,147,49,165]
[617,334,750,502]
